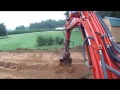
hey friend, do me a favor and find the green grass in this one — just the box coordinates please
[7,29,55,35]
[0,31,83,51]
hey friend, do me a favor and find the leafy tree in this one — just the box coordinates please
[64,11,69,18]
[54,36,64,45]
[0,23,7,36]
[37,36,46,46]
[28,19,65,30]
[98,11,120,18]
[15,25,26,30]
[46,36,54,45]
[15,19,66,30]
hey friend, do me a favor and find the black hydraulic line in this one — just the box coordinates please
[107,46,120,63]
[95,32,120,77]
[102,37,120,69]
[111,40,120,48]
[82,36,94,68]
[82,36,94,61]
[106,63,120,77]
[107,47,120,69]
[95,11,112,37]
[91,13,120,77]
[111,40,120,53]
[95,32,120,69]
[97,11,120,50]
[95,11,120,54]
[99,50,108,79]
[111,41,120,53]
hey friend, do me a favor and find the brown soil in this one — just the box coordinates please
[0,48,92,79]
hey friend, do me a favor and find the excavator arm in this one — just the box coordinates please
[60,11,120,79]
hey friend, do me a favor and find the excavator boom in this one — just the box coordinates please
[60,11,120,79]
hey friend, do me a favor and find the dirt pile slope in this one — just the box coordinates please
[0,49,92,79]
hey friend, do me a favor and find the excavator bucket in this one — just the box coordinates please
[59,53,72,66]
[60,57,72,66]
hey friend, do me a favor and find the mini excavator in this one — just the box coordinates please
[59,11,120,79]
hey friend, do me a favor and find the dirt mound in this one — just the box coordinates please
[0,49,92,79]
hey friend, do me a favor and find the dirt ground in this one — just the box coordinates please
[0,48,92,79]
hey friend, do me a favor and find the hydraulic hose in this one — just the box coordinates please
[99,50,108,79]
[95,11,120,54]
[98,33,120,76]
[95,33,120,77]
[107,46,120,69]
[111,40,120,48]
[82,36,94,68]
[95,11,112,37]
[106,63,120,77]
[111,41,120,53]
[96,33,120,69]
[89,12,120,78]
[97,11,120,49]
[107,46,120,63]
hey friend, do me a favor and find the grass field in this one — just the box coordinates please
[0,31,83,51]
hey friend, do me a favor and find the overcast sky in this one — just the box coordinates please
[0,11,66,30]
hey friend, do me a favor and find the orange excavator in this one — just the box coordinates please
[59,11,120,79]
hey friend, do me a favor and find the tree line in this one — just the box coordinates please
[15,11,120,31]
[15,19,66,30]
[1,11,120,36]
[0,23,7,37]
[98,11,120,18]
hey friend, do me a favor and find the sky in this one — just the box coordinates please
[0,11,66,30]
